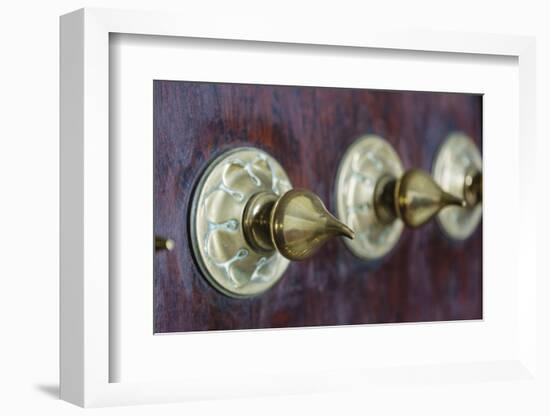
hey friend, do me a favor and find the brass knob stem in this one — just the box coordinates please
[373,174,399,224]
[243,189,354,261]
[374,169,466,228]
[464,169,482,207]
[242,192,278,253]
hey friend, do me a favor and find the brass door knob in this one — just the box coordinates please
[191,147,353,298]
[244,189,354,261]
[433,132,482,240]
[373,169,465,228]
[335,135,466,261]
[155,236,175,251]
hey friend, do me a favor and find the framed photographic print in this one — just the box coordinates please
[60,8,537,407]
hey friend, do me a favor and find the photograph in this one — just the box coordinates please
[153,81,483,332]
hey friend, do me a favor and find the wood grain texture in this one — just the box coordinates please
[154,81,482,333]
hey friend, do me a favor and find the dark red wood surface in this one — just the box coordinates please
[154,81,482,333]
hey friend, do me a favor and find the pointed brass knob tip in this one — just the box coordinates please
[272,189,355,261]
[243,189,354,262]
[396,169,465,228]
[374,169,466,229]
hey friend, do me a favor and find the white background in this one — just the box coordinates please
[1,0,549,415]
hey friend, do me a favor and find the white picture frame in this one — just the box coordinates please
[60,7,537,407]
